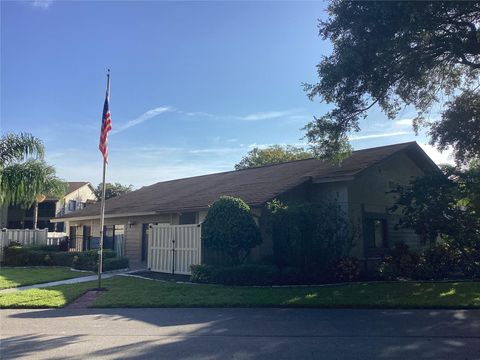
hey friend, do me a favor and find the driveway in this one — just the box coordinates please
[1,308,479,359]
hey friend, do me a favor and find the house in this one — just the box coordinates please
[4,182,97,231]
[52,142,438,269]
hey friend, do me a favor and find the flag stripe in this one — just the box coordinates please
[99,83,111,163]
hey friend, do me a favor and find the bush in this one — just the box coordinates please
[2,243,122,271]
[30,244,60,252]
[92,257,129,272]
[202,196,262,265]
[377,238,480,281]
[273,267,303,285]
[377,242,419,280]
[416,242,458,280]
[50,252,76,267]
[330,257,361,282]
[267,199,354,273]
[3,246,32,266]
[191,264,277,285]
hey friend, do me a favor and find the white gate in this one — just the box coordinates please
[148,224,202,275]
[0,228,48,260]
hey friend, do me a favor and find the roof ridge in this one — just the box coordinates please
[135,141,416,190]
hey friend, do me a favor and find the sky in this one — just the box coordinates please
[1,0,453,189]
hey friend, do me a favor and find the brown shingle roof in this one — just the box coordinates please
[57,142,433,220]
[66,182,90,194]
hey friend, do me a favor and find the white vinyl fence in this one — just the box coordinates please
[0,228,48,260]
[47,232,68,246]
[148,224,202,275]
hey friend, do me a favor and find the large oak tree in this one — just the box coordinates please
[305,1,479,163]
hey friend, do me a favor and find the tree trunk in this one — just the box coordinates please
[33,201,39,230]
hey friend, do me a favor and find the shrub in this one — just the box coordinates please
[190,264,277,285]
[93,257,129,272]
[3,246,30,266]
[71,251,99,271]
[416,242,458,280]
[273,267,303,285]
[30,244,60,252]
[8,240,22,247]
[50,252,76,267]
[26,250,50,265]
[330,257,361,282]
[377,242,420,280]
[202,196,262,265]
[267,199,354,273]
[2,244,120,270]
[58,238,69,252]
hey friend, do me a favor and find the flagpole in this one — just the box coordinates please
[98,69,110,289]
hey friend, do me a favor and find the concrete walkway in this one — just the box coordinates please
[0,269,142,293]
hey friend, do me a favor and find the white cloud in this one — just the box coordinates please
[349,131,410,141]
[418,143,454,165]
[395,118,413,127]
[31,0,53,9]
[240,109,302,121]
[188,147,245,155]
[112,106,172,134]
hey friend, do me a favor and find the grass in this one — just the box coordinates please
[0,266,92,290]
[1,276,479,309]
[0,281,93,308]
[91,277,480,309]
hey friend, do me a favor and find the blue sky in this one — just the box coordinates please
[1,0,452,188]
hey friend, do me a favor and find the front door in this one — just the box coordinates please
[142,224,149,263]
[69,226,77,250]
[83,226,91,251]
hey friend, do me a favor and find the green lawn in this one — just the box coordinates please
[0,267,92,289]
[91,277,480,309]
[2,275,478,309]
[0,281,93,308]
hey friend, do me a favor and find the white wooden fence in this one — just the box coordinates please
[148,224,202,275]
[0,228,48,260]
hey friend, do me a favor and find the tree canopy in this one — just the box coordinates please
[235,145,312,170]
[390,162,480,245]
[0,133,44,167]
[304,1,480,162]
[0,133,65,208]
[94,182,133,200]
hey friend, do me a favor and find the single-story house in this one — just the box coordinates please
[3,182,97,231]
[52,142,439,269]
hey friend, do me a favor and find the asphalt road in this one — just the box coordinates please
[1,308,479,359]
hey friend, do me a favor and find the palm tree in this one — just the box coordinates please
[0,133,44,167]
[0,133,66,228]
[0,133,45,205]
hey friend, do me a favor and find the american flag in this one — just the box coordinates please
[99,75,112,163]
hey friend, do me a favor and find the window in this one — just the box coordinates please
[365,218,388,248]
[179,212,196,224]
[68,200,77,211]
[103,225,125,255]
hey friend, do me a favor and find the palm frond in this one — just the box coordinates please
[0,133,45,167]
[0,160,66,208]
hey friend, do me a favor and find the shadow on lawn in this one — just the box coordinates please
[3,308,480,359]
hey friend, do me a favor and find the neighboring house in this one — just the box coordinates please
[5,182,97,231]
[52,142,438,269]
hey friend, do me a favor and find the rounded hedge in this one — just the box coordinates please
[202,196,261,264]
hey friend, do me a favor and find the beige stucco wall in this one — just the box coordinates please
[348,151,427,257]
[66,213,178,266]
[56,184,97,216]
